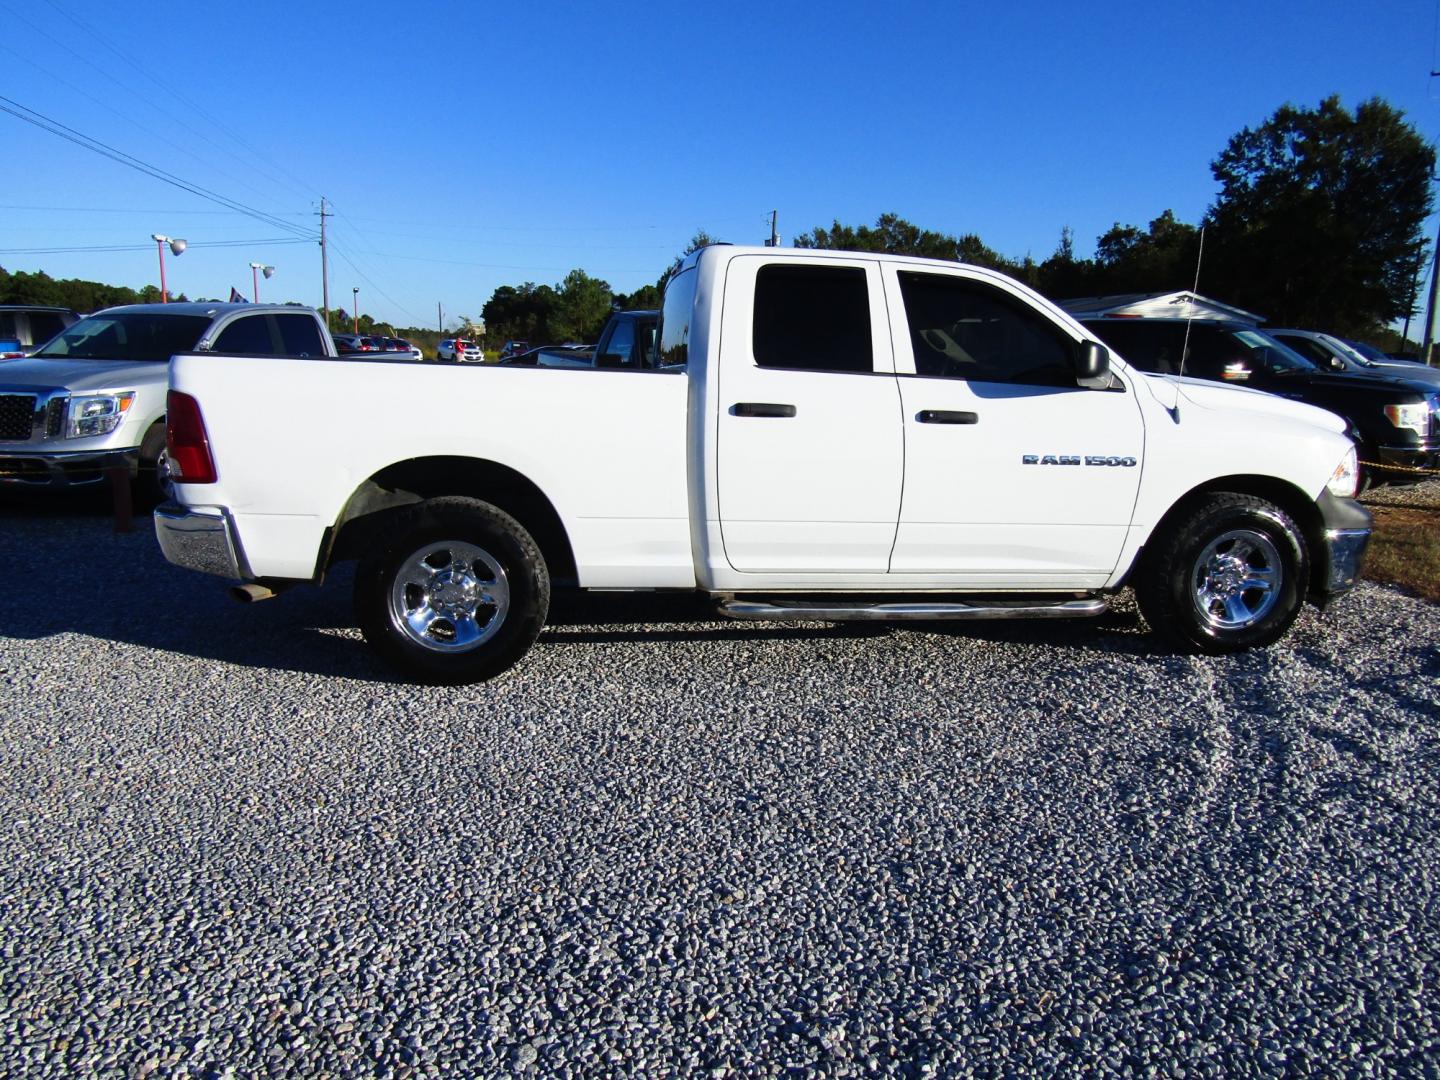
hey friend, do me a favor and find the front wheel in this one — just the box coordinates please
[355,497,550,684]
[1135,493,1309,654]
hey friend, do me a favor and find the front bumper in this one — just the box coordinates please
[0,447,138,488]
[1373,440,1440,481]
[154,502,250,579]
[1313,490,1372,600]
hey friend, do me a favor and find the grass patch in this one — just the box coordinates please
[1361,501,1440,603]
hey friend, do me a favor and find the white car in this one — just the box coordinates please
[436,338,481,362]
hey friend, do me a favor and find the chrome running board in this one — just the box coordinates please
[716,598,1108,622]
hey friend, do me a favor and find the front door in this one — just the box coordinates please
[883,266,1145,585]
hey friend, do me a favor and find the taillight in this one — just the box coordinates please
[166,390,217,484]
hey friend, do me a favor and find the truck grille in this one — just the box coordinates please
[0,394,37,441]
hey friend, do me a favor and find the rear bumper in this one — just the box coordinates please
[154,502,250,580]
[0,447,138,488]
[1312,490,1372,600]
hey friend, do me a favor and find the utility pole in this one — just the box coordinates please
[766,210,779,247]
[1423,212,1440,365]
[318,196,332,329]
[437,302,443,333]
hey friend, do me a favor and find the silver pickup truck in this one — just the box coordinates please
[0,302,337,498]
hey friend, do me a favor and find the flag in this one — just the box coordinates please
[229,286,247,303]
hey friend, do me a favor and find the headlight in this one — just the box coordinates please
[1383,397,1435,437]
[1326,445,1359,499]
[65,393,135,439]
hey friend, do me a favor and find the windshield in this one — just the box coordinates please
[1342,339,1388,365]
[35,312,211,362]
[1229,329,1317,374]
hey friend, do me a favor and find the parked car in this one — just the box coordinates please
[437,338,480,362]
[0,305,80,359]
[1270,329,1440,390]
[0,303,337,498]
[333,334,383,354]
[1344,338,1440,377]
[1070,312,1439,488]
[498,340,530,361]
[157,246,1369,683]
[499,312,660,371]
[390,338,424,361]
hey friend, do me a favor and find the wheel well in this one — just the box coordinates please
[327,457,578,586]
[1133,474,1324,590]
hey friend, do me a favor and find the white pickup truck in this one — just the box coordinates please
[156,246,1371,684]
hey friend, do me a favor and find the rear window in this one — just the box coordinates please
[658,268,697,368]
[27,312,69,345]
[34,313,211,362]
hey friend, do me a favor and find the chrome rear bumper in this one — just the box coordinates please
[154,502,249,579]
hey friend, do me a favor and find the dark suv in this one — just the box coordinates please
[0,306,80,359]
[1075,316,1439,486]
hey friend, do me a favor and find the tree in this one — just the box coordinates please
[482,282,559,344]
[794,213,1020,275]
[550,269,614,343]
[1203,95,1435,335]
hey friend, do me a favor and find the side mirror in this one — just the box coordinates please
[595,352,623,369]
[1329,356,1345,371]
[1077,340,1111,389]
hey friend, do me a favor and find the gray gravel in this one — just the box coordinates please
[1,497,1437,1078]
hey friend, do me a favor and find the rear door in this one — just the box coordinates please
[716,256,903,573]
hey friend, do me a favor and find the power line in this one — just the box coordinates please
[0,94,315,240]
[0,237,312,255]
[32,0,319,204]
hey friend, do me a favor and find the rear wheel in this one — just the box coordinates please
[355,497,549,684]
[1135,493,1308,654]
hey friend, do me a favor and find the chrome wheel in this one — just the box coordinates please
[387,541,510,653]
[1190,529,1282,632]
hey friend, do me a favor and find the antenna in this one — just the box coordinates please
[1178,225,1206,383]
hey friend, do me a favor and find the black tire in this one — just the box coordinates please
[1134,493,1309,654]
[136,422,172,507]
[355,497,550,684]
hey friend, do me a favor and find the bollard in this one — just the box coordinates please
[106,465,134,533]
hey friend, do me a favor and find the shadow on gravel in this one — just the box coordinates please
[0,495,1173,681]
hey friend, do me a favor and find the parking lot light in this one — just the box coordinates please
[249,262,275,303]
[151,234,187,303]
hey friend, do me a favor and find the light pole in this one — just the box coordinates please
[151,234,187,303]
[352,287,359,334]
[249,262,274,303]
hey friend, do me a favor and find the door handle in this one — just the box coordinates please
[917,409,978,424]
[731,402,797,418]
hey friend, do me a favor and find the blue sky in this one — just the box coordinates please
[2,0,1437,331]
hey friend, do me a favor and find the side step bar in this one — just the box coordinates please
[716,598,1108,622]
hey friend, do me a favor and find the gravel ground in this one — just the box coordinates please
[0,497,1437,1078]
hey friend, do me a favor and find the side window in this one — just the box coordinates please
[1279,336,1329,366]
[276,314,325,357]
[753,265,872,373]
[212,314,279,354]
[638,322,657,368]
[1085,321,1183,375]
[899,271,1073,386]
[598,320,636,368]
[1185,328,1251,382]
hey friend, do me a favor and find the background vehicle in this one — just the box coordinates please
[436,338,480,362]
[159,247,1368,684]
[0,305,79,359]
[499,312,659,370]
[498,340,529,361]
[1343,337,1440,378]
[1271,329,1440,390]
[1066,305,1439,487]
[0,303,336,498]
